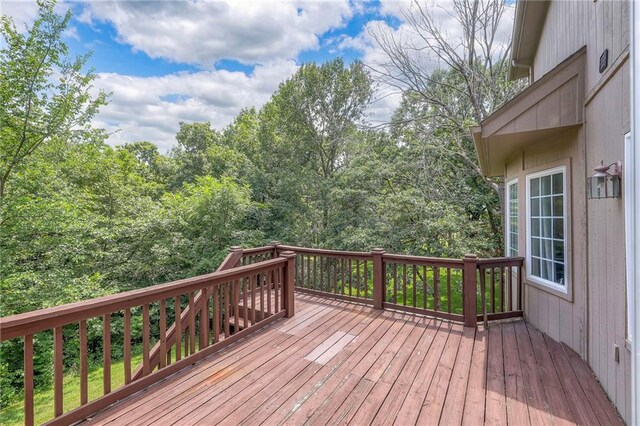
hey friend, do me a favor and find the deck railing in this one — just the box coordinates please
[0,242,523,425]
[0,251,296,426]
[239,243,524,327]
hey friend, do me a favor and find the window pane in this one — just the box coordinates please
[552,173,563,194]
[532,258,540,276]
[553,195,563,217]
[531,178,540,196]
[541,196,552,216]
[541,260,552,280]
[554,262,565,285]
[531,198,540,216]
[542,218,552,238]
[554,240,564,262]
[542,239,552,259]
[553,218,564,239]
[532,218,540,237]
[532,237,540,256]
[541,175,552,195]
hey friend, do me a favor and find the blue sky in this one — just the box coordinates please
[2,0,512,151]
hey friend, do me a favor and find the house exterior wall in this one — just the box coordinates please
[505,128,587,357]
[584,59,631,422]
[534,0,629,90]
[506,0,631,422]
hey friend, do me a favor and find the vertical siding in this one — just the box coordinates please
[585,60,631,423]
[533,0,629,95]
[506,127,587,357]
[517,1,631,422]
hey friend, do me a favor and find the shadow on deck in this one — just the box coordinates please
[83,293,622,425]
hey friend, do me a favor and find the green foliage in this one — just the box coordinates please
[0,0,107,200]
[0,1,517,412]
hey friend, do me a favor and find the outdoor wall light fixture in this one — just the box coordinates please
[587,160,623,199]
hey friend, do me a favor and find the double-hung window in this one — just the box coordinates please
[506,180,519,256]
[526,166,568,292]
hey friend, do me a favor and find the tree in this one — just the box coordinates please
[0,0,107,201]
[369,0,523,195]
[264,58,373,241]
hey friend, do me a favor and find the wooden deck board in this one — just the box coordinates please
[85,293,623,426]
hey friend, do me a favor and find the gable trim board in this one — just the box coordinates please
[473,48,586,178]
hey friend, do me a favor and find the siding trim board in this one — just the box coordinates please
[474,48,585,177]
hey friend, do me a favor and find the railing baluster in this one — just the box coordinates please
[143,304,150,376]
[423,265,427,309]
[447,268,452,313]
[201,289,209,349]
[250,275,256,325]
[244,277,250,328]
[518,265,523,310]
[320,257,324,292]
[260,273,265,320]
[266,272,272,316]
[412,265,417,308]
[189,292,196,354]
[480,268,487,326]
[307,256,311,289]
[123,309,131,383]
[234,279,241,330]
[490,267,496,313]
[364,260,369,299]
[313,256,317,290]
[392,263,397,304]
[434,267,440,311]
[403,263,408,306]
[348,258,352,296]
[54,326,63,417]
[499,267,505,313]
[159,300,167,368]
[174,297,182,361]
[340,258,345,295]
[332,258,337,295]
[213,286,220,342]
[24,334,34,426]
[80,320,89,402]
[225,283,231,336]
[356,260,361,299]
[103,314,111,394]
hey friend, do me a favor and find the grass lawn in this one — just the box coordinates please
[0,341,199,425]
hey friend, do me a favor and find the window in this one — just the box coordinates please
[526,166,568,292]
[506,179,518,256]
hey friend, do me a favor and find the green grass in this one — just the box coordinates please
[0,341,198,426]
[301,261,508,316]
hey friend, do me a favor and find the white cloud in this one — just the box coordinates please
[1,0,70,30]
[80,0,353,67]
[92,61,299,151]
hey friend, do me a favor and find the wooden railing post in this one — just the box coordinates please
[372,248,385,309]
[281,251,296,318]
[463,254,478,328]
[270,241,281,259]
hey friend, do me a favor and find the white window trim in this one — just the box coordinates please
[525,165,569,294]
[625,132,634,344]
[505,178,518,257]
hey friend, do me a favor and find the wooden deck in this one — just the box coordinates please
[84,294,622,425]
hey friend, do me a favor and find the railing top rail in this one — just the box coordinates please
[277,244,373,259]
[381,253,464,267]
[241,246,276,255]
[0,257,287,341]
[476,256,525,267]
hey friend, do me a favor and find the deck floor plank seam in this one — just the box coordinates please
[81,294,623,426]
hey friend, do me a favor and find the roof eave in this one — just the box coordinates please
[509,0,551,81]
